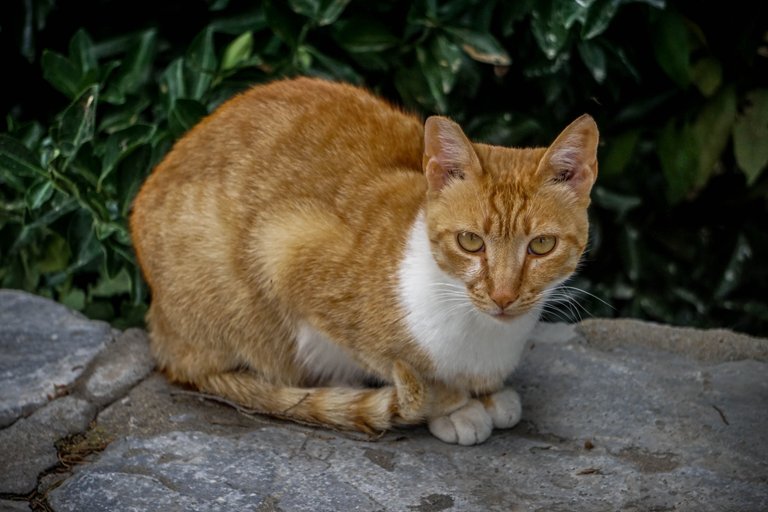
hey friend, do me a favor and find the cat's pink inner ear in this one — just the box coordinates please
[423,116,481,193]
[539,114,599,199]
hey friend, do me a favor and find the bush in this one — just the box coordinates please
[1,0,766,333]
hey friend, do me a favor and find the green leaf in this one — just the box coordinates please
[10,197,79,253]
[691,57,722,97]
[290,0,351,25]
[733,89,768,185]
[264,0,303,48]
[465,113,542,146]
[658,120,698,203]
[592,186,642,219]
[67,210,102,271]
[577,40,606,83]
[619,225,642,282]
[651,11,691,88]
[530,3,571,60]
[25,180,54,210]
[332,19,400,53]
[691,86,736,190]
[209,0,230,10]
[99,94,152,133]
[221,31,254,71]
[317,0,351,25]
[68,29,97,75]
[582,0,619,40]
[0,134,46,178]
[288,0,320,18]
[445,27,511,66]
[714,233,751,300]
[185,28,218,100]
[417,46,448,114]
[90,266,132,297]
[168,99,208,138]
[41,50,81,98]
[116,145,152,217]
[601,130,640,177]
[99,124,156,189]
[394,63,436,113]
[60,287,86,311]
[37,233,71,273]
[83,299,115,321]
[161,58,187,105]
[429,35,463,96]
[305,46,362,83]
[500,0,535,37]
[55,85,99,160]
[111,30,157,97]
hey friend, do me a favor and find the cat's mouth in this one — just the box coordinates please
[487,306,526,322]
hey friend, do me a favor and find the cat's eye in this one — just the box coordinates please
[528,235,557,256]
[457,231,484,253]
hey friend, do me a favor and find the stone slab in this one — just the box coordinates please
[80,328,155,406]
[577,317,768,362]
[46,323,768,511]
[0,290,115,427]
[0,396,95,494]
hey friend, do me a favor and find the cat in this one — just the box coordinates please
[130,77,598,445]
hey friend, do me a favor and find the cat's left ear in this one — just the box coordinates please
[423,116,482,194]
[538,114,599,203]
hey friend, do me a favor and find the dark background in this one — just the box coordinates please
[1,0,766,334]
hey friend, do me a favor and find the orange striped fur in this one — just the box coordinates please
[130,77,598,444]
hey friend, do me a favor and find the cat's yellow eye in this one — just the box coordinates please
[457,231,484,253]
[528,235,557,256]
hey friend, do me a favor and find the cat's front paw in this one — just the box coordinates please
[482,387,522,429]
[428,399,493,445]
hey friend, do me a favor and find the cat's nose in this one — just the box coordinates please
[490,290,518,310]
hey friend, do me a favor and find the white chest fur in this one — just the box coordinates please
[397,212,539,383]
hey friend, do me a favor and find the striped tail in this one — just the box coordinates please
[196,361,429,434]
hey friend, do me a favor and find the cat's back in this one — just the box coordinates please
[133,78,424,220]
[131,78,425,288]
[167,77,422,179]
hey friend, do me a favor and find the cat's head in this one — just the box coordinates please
[422,115,598,320]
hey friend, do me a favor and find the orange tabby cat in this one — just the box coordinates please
[130,77,598,445]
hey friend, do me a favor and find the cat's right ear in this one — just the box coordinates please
[537,114,599,204]
[423,116,482,194]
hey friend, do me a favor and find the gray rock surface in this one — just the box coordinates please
[0,302,154,495]
[0,395,95,494]
[0,500,32,511]
[80,328,155,406]
[0,290,766,511]
[578,317,768,362]
[0,290,115,427]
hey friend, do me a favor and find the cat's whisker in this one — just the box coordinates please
[537,290,587,323]
[556,285,615,310]
[545,292,586,319]
[430,290,469,297]
[540,301,580,324]
[540,307,574,324]
[443,302,476,318]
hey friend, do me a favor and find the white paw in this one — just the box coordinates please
[484,388,522,429]
[428,399,493,445]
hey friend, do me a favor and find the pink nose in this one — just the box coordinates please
[490,291,518,309]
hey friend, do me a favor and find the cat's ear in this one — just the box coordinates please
[538,114,599,202]
[423,116,482,194]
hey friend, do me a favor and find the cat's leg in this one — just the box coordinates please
[428,399,494,445]
[424,386,521,444]
[419,380,493,445]
[479,387,523,429]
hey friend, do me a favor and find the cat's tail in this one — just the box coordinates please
[195,361,430,434]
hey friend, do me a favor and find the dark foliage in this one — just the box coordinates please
[1,0,766,333]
